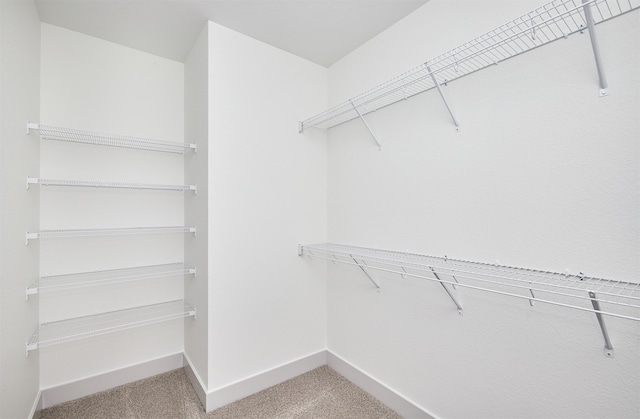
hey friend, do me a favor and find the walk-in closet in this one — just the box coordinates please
[1,0,638,418]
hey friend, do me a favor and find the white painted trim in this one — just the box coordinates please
[182,351,208,409]
[35,350,435,418]
[327,351,436,419]
[40,352,184,409]
[205,350,327,412]
[29,390,42,419]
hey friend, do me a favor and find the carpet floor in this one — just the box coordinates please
[39,365,402,418]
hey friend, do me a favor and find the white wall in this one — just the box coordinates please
[184,22,210,390]
[39,23,186,388]
[0,1,41,417]
[207,22,328,391]
[325,1,639,418]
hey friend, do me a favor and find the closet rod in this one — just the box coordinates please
[26,177,197,193]
[26,122,197,154]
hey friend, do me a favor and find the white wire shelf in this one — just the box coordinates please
[26,122,196,154]
[26,300,196,355]
[299,243,640,322]
[300,243,639,357]
[26,263,196,299]
[26,177,197,193]
[299,0,639,132]
[25,226,196,244]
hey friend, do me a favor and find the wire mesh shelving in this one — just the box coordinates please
[299,0,639,135]
[26,177,197,193]
[26,300,196,356]
[26,263,196,299]
[299,243,640,357]
[26,122,196,154]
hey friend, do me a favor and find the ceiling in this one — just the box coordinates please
[34,0,429,67]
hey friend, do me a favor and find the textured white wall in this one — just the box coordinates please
[0,1,41,417]
[39,24,186,388]
[184,22,210,389]
[207,22,328,389]
[325,1,639,418]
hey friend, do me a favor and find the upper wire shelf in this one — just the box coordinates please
[26,177,197,193]
[26,263,196,299]
[299,243,640,323]
[299,0,639,131]
[26,299,196,356]
[26,226,196,244]
[26,122,196,154]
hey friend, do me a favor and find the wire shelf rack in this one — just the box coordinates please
[299,243,640,323]
[299,0,639,131]
[26,177,197,193]
[26,300,196,355]
[26,122,196,154]
[26,263,195,299]
[26,226,197,244]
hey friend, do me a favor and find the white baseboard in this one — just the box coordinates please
[327,351,436,419]
[39,352,184,409]
[182,351,208,409]
[36,350,435,418]
[29,390,42,419]
[203,350,327,412]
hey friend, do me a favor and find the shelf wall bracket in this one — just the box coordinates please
[588,291,615,358]
[25,121,38,135]
[25,342,37,358]
[349,100,382,150]
[350,255,381,290]
[430,267,463,315]
[582,0,609,97]
[25,287,38,301]
[427,65,461,132]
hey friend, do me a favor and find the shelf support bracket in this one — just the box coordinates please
[25,121,38,135]
[25,287,38,301]
[427,65,461,131]
[350,255,380,290]
[430,267,463,315]
[582,0,608,97]
[588,291,614,358]
[349,100,382,150]
[25,342,37,358]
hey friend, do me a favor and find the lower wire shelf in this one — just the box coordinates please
[299,243,640,357]
[26,299,196,356]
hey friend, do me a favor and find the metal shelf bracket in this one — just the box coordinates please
[582,0,609,96]
[350,254,381,290]
[26,342,37,358]
[588,291,615,358]
[427,65,461,132]
[25,287,38,301]
[26,121,38,135]
[430,267,463,315]
[349,100,382,150]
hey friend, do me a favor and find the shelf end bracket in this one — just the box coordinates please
[349,100,382,150]
[25,342,37,358]
[582,0,609,97]
[427,65,461,131]
[26,121,39,135]
[588,291,614,358]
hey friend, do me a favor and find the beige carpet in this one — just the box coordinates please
[40,365,402,418]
